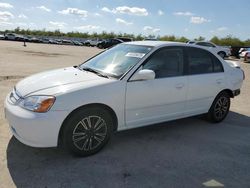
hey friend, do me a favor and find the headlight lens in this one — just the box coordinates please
[19,96,56,113]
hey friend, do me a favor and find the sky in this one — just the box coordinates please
[0,0,250,40]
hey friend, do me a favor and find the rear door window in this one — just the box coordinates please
[186,47,213,75]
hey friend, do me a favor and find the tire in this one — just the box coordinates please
[98,44,103,49]
[207,92,230,123]
[218,51,226,59]
[63,107,113,156]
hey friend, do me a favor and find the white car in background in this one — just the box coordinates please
[4,41,244,156]
[0,34,5,40]
[85,39,102,47]
[239,47,250,62]
[4,33,17,40]
[188,41,231,59]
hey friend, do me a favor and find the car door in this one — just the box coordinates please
[184,46,226,115]
[125,47,188,127]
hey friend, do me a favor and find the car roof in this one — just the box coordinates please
[123,40,221,57]
[125,40,185,47]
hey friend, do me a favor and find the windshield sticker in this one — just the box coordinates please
[125,52,145,58]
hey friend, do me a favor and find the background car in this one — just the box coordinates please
[27,36,41,43]
[0,34,5,40]
[4,33,17,40]
[187,41,231,58]
[72,40,83,46]
[116,37,133,42]
[15,35,28,42]
[143,38,158,41]
[84,39,102,47]
[61,39,74,45]
[97,38,123,48]
[239,47,250,62]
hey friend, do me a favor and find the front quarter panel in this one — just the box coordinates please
[51,80,127,130]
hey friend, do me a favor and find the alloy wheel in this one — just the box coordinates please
[72,116,107,151]
[214,96,229,120]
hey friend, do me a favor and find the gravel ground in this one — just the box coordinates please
[0,40,249,188]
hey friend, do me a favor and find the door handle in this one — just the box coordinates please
[175,83,184,89]
[216,79,223,84]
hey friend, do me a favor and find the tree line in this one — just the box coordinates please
[1,27,250,47]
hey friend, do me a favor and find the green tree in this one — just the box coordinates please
[210,36,220,44]
[2,27,250,46]
[177,36,189,43]
[14,27,20,33]
[244,39,250,46]
[194,36,205,41]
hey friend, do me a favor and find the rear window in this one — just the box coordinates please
[212,56,224,72]
[186,47,223,74]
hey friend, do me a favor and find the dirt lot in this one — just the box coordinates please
[0,40,249,188]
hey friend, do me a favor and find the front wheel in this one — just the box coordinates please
[63,107,113,156]
[207,92,230,123]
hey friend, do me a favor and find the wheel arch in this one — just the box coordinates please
[218,51,226,56]
[207,89,232,123]
[208,89,233,113]
[57,103,118,146]
[219,89,234,98]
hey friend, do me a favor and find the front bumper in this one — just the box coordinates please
[4,94,69,147]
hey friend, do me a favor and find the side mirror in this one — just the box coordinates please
[130,69,155,81]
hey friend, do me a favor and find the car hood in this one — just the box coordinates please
[16,67,107,97]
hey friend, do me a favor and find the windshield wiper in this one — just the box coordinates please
[81,66,109,78]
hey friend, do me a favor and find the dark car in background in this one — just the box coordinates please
[72,40,83,46]
[1,32,135,48]
[97,38,123,49]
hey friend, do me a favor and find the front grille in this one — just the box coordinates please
[9,87,22,104]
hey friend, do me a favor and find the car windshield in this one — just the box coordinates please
[80,44,153,79]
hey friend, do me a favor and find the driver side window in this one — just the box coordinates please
[142,47,184,78]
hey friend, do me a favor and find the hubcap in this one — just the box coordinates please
[72,116,107,151]
[214,96,229,119]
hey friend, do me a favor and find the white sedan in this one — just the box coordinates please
[4,41,244,156]
[188,41,231,59]
[239,48,250,62]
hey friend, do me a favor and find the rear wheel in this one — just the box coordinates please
[207,92,230,123]
[63,107,113,156]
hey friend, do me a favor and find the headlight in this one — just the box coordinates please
[19,95,56,113]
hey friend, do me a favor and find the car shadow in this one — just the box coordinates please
[6,111,250,188]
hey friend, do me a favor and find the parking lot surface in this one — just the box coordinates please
[0,41,249,188]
